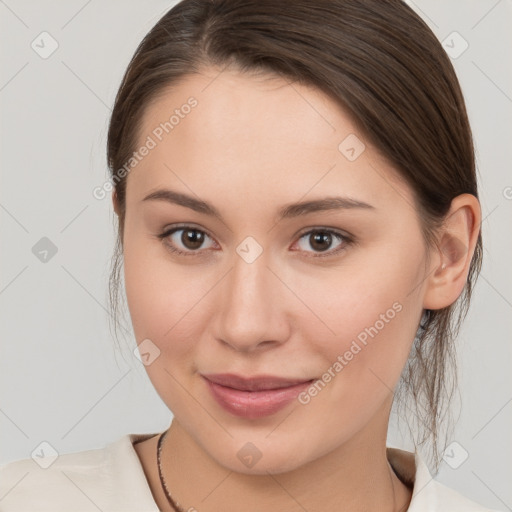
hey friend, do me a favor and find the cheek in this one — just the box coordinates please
[289,278,421,445]
[293,245,425,397]
[123,240,213,409]
[123,237,217,360]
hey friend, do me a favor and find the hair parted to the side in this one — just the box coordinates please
[106,0,482,472]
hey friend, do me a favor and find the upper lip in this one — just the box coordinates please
[201,373,315,391]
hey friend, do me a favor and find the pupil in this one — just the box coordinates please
[182,229,204,249]
[311,232,331,251]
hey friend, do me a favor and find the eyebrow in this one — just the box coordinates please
[141,188,375,221]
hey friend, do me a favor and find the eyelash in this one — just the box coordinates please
[156,224,354,259]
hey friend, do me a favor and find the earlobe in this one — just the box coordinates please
[423,194,481,310]
[112,190,125,247]
[112,190,120,216]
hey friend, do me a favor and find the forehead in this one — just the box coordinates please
[127,67,414,211]
[140,67,343,150]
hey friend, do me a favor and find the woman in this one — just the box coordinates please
[0,0,501,511]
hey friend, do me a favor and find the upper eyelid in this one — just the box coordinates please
[161,223,216,240]
[162,224,349,241]
[295,226,350,239]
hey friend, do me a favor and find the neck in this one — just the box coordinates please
[157,407,412,512]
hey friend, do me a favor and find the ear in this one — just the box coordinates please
[423,194,481,310]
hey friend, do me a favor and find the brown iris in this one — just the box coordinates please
[181,229,205,250]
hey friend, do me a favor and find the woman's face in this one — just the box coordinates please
[121,67,433,474]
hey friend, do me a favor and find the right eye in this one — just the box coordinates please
[157,225,218,256]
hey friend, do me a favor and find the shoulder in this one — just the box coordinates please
[0,433,160,512]
[387,447,502,512]
[414,473,503,512]
[420,478,501,512]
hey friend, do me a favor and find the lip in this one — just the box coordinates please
[201,373,315,419]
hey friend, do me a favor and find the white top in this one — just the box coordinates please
[0,432,500,511]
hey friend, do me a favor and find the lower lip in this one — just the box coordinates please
[203,377,314,419]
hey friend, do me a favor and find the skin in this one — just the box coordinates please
[113,66,481,512]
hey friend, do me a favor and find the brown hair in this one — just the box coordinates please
[106,0,482,471]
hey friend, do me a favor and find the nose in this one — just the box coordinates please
[214,247,291,353]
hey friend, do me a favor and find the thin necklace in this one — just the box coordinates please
[157,428,185,512]
[157,427,399,512]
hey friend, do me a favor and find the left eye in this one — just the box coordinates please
[293,229,347,256]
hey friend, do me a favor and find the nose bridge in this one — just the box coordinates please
[216,244,286,351]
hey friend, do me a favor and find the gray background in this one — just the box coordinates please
[1,0,511,510]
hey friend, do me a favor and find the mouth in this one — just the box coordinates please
[200,373,316,419]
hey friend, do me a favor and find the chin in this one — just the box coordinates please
[201,432,329,476]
